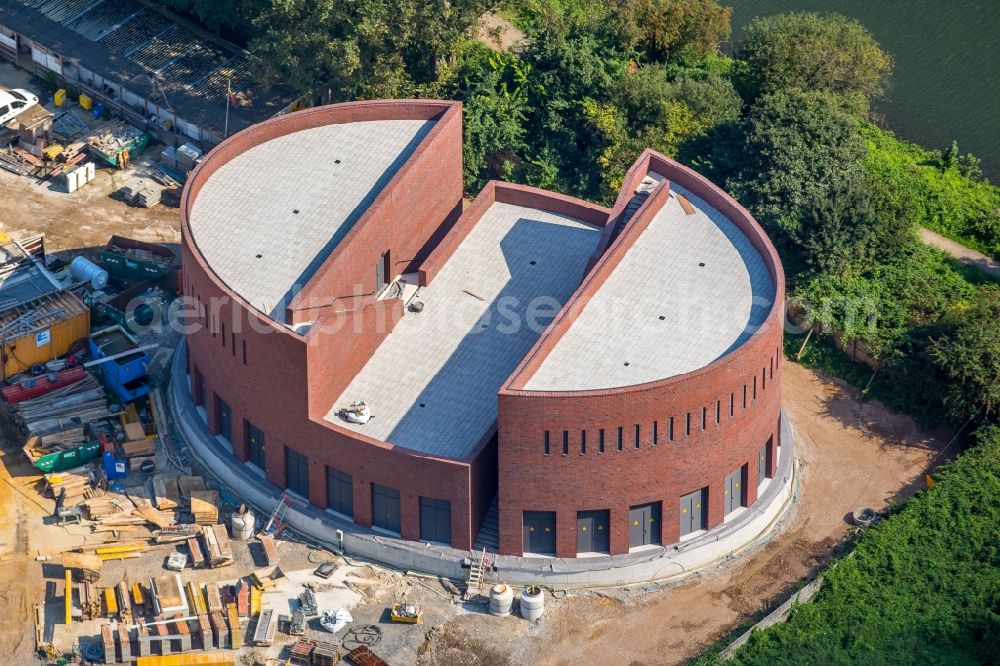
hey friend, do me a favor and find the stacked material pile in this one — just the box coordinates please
[45,469,96,504]
[201,524,234,568]
[12,374,113,437]
[190,490,220,524]
[177,143,202,171]
[120,177,163,207]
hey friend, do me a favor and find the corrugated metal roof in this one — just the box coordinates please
[0,0,295,135]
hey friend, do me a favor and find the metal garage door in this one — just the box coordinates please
[420,497,452,544]
[724,466,745,515]
[628,502,661,548]
[577,510,610,554]
[680,489,706,537]
[372,484,401,534]
[523,511,556,555]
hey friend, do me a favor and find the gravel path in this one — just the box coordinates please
[919,227,1000,279]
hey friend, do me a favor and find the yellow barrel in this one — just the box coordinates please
[54,89,66,106]
[79,93,92,110]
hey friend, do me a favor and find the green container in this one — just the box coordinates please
[34,440,101,473]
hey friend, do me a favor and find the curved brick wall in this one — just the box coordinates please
[496,153,786,557]
[181,100,490,550]
[181,105,785,560]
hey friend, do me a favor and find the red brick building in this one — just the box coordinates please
[180,100,786,559]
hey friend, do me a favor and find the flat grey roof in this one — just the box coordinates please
[523,183,775,391]
[326,202,602,459]
[189,119,435,320]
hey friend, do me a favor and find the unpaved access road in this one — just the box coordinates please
[422,362,949,666]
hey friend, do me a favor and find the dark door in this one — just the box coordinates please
[375,251,389,293]
[194,368,206,407]
[758,439,771,484]
[577,510,610,554]
[680,488,706,537]
[285,448,310,497]
[372,484,401,534]
[216,397,232,442]
[246,422,265,469]
[724,466,744,515]
[628,502,661,548]
[419,497,452,544]
[326,467,353,518]
[523,511,556,555]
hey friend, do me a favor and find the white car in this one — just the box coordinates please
[0,88,39,125]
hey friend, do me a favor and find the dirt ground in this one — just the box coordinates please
[0,166,180,254]
[421,362,949,666]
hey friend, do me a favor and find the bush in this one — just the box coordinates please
[863,124,1000,259]
[709,426,1000,665]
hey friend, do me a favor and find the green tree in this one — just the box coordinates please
[928,288,1000,423]
[729,90,907,275]
[250,0,494,98]
[738,12,893,112]
[446,49,532,188]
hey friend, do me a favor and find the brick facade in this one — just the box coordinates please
[180,103,785,557]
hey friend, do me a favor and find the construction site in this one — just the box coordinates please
[0,51,951,666]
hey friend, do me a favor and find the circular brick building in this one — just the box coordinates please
[179,99,786,562]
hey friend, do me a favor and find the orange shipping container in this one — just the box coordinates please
[1,291,90,379]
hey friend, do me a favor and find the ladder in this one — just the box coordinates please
[465,547,490,598]
[261,493,292,536]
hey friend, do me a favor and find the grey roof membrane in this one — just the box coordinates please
[188,119,435,319]
[326,202,602,459]
[522,183,776,391]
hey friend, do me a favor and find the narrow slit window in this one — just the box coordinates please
[730,393,735,417]
[543,430,550,455]
[231,333,236,355]
[562,430,569,455]
[617,426,623,451]
[701,407,707,431]
[634,424,640,449]
[599,428,605,453]
[221,322,226,346]
[242,340,248,365]
[581,430,587,454]
[685,413,691,437]
[715,400,721,424]
[762,366,766,390]
[743,385,748,409]
[652,420,658,445]
[668,417,675,441]
[753,376,758,401]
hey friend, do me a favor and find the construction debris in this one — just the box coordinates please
[12,373,113,438]
[202,524,235,568]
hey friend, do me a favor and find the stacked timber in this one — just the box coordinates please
[45,469,94,503]
[152,474,180,510]
[12,375,113,437]
[201,524,234,568]
[190,490,220,524]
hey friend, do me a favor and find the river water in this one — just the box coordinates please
[727,0,1000,182]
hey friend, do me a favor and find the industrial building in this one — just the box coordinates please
[0,0,296,148]
[180,100,787,559]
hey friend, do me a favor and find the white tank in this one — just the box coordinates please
[489,584,514,616]
[519,586,544,621]
[230,505,255,540]
[70,256,109,289]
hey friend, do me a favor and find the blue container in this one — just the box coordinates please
[92,103,104,118]
[103,451,128,480]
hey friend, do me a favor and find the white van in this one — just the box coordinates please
[0,88,39,125]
